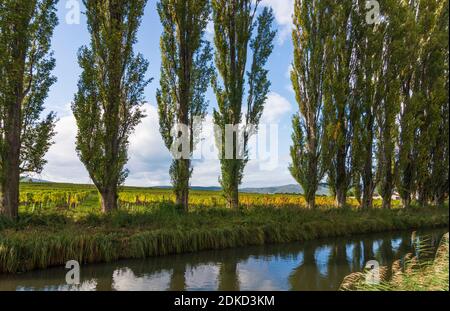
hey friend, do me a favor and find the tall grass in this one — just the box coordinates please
[1,204,448,273]
[340,233,449,291]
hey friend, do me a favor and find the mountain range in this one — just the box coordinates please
[20,178,330,195]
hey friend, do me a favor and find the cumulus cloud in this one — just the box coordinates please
[191,92,293,187]
[38,94,293,188]
[39,103,172,186]
[261,92,292,124]
[38,114,90,184]
[261,0,294,44]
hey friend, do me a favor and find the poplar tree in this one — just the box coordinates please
[157,0,213,211]
[375,0,406,209]
[72,0,149,213]
[212,0,276,209]
[429,0,449,205]
[411,0,449,206]
[396,0,426,208]
[289,0,330,209]
[0,0,58,219]
[351,0,385,209]
[322,0,357,208]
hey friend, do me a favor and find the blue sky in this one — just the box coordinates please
[38,0,298,187]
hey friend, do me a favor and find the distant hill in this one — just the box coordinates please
[240,183,330,196]
[20,177,52,183]
[18,179,329,195]
[155,185,222,192]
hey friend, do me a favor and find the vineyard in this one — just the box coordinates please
[17,182,375,212]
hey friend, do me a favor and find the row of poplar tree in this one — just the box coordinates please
[0,0,448,219]
[289,0,448,210]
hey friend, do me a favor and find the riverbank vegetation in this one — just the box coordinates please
[340,233,449,291]
[0,183,448,273]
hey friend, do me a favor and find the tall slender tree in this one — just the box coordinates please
[429,0,449,205]
[157,0,213,211]
[351,0,385,209]
[322,0,358,208]
[375,0,406,209]
[409,0,449,206]
[72,0,150,213]
[396,0,427,208]
[289,0,330,209]
[0,0,58,219]
[212,0,276,209]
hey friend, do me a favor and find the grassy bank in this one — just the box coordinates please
[0,204,448,273]
[340,233,449,291]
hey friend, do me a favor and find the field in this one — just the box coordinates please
[0,182,448,273]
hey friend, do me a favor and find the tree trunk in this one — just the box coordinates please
[402,196,411,209]
[0,99,22,219]
[306,194,316,210]
[335,188,346,209]
[0,33,25,219]
[434,192,445,207]
[173,159,190,212]
[361,128,374,209]
[382,194,392,209]
[417,184,430,207]
[175,187,189,211]
[305,151,317,210]
[226,181,239,209]
[100,186,118,213]
[335,144,347,208]
[0,160,20,219]
[381,143,393,209]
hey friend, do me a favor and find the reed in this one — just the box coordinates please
[340,233,449,291]
[1,205,448,273]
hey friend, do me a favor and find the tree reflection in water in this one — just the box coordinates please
[0,229,445,291]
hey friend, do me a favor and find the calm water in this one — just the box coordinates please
[0,228,447,291]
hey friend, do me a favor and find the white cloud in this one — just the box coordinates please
[38,96,293,188]
[205,20,215,42]
[39,103,172,186]
[38,113,91,184]
[261,0,294,44]
[261,92,292,124]
[126,103,172,186]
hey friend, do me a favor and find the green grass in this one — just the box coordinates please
[340,233,449,291]
[0,184,448,273]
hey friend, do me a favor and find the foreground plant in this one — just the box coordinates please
[340,233,449,291]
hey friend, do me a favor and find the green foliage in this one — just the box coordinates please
[212,0,276,208]
[396,0,449,207]
[156,0,213,210]
[0,0,58,218]
[289,0,330,209]
[321,0,360,208]
[72,0,150,212]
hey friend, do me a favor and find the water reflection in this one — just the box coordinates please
[0,228,446,291]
